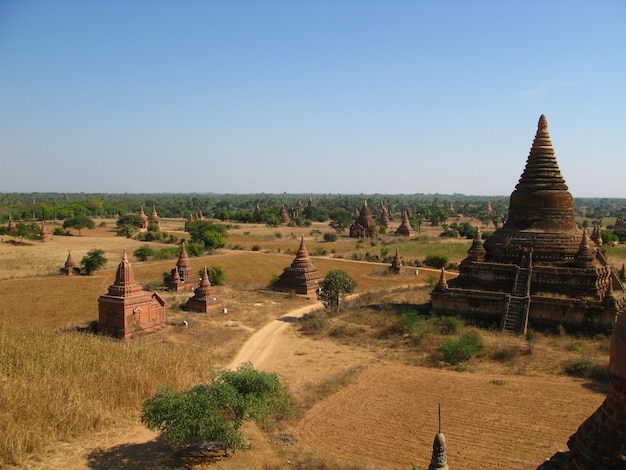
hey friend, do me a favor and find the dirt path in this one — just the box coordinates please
[228,302,323,369]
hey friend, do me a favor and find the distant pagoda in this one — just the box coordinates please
[350,200,379,238]
[165,242,194,291]
[432,115,626,333]
[60,251,77,276]
[395,211,416,237]
[279,204,291,224]
[186,267,224,313]
[378,201,391,228]
[273,236,323,295]
[389,248,402,274]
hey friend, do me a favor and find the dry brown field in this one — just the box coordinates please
[0,217,621,469]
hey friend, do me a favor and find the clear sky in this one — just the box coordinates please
[1,1,625,197]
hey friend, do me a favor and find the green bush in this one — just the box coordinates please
[432,316,463,335]
[323,232,337,242]
[206,265,225,286]
[424,254,448,269]
[299,312,327,332]
[251,244,261,251]
[439,331,484,365]
[565,356,607,382]
[134,245,156,261]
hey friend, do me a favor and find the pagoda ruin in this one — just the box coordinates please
[138,206,149,229]
[389,248,402,274]
[395,211,416,237]
[378,201,391,228]
[350,200,379,238]
[98,249,166,339]
[279,204,291,224]
[39,221,49,242]
[165,242,194,291]
[60,251,78,275]
[431,115,626,333]
[185,267,224,313]
[148,205,161,230]
[273,235,323,295]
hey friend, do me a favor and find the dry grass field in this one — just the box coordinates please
[0,217,623,469]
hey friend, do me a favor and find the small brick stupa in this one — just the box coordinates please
[7,214,16,232]
[60,251,77,275]
[98,249,166,339]
[350,200,379,238]
[389,248,402,274]
[165,242,194,291]
[538,310,626,469]
[431,115,626,334]
[395,211,416,237]
[39,221,49,242]
[148,205,160,230]
[186,267,224,313]
[273,235,323,295]
[378,201,391,228]
[138,206,149,229]
[279,204,291,224]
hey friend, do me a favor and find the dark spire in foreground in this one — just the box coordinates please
[428,404,449,470]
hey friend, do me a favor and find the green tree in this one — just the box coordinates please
[199,264,225,286]
[328,209,353,233]
[186,220,227,251]
[134,245,156,261]
[80,249,107,275]
[141,363,292,457]
[116,214,142,238]
[62,215,95,236]
[318,269,357,314]
[12,222,40,243]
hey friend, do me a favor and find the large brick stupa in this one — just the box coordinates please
[431,115,626,333]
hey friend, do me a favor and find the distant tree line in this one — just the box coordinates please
[0,193,624,227]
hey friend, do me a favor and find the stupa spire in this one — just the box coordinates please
[428,404,449,470]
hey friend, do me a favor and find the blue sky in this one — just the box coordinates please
[1,1,625,197]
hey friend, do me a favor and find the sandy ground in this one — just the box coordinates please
[21,296,607,470]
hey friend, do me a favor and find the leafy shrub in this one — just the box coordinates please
[185,242,205,257]
[432,316,463,335]
[565,356,607,382]
[424,254,448,269]
[80,249,107,275]
[439,331,484,365]
[323,232,337,242]
[299,312,327,332]
[134,245,156,261]
[154,247,179,260]
[52,227,66,236]
[251,244,261,251]
[206,265,225,286]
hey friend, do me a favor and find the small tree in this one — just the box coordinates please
[186,220,227,251]
[80,249,107,275]
[318,269,357,314]
[141,363,292,457]
[134,245,156,261]
[63,215,95,236]
[328,209,353,234]
[13,222,40,243]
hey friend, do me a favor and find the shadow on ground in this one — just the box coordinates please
[86,435,228,469]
